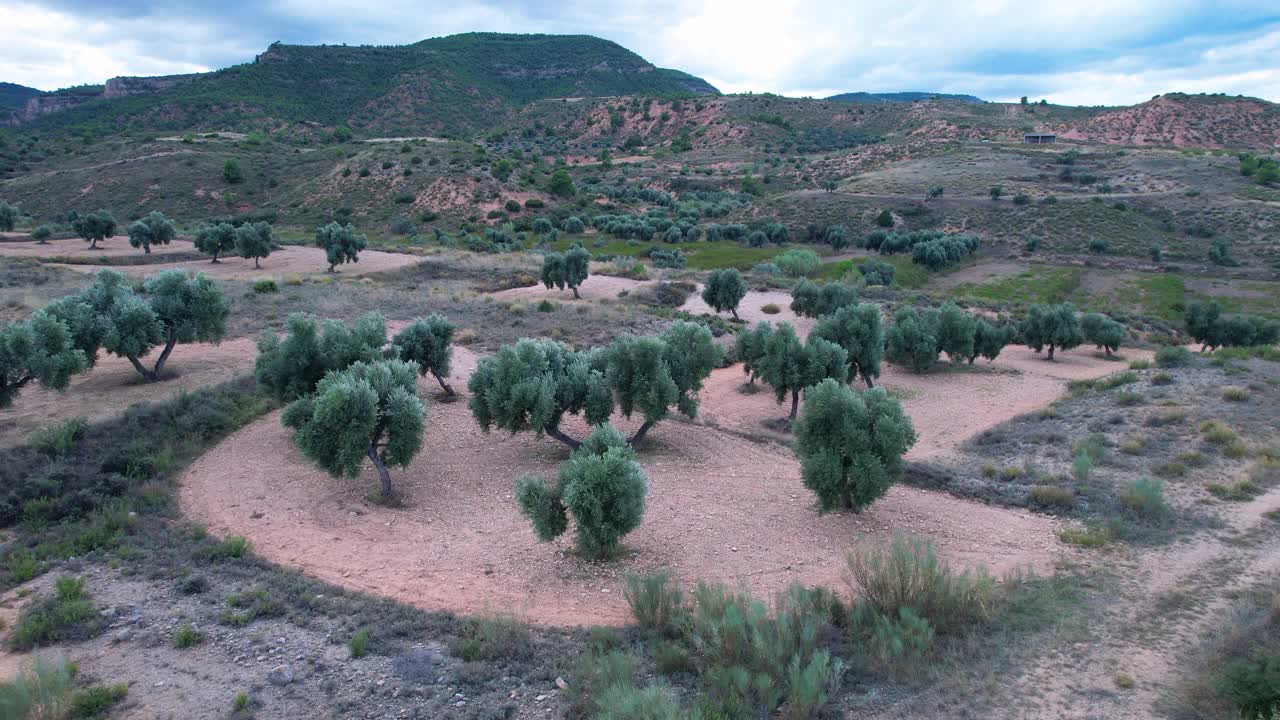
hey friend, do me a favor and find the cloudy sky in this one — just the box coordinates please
[3,0,1279,105]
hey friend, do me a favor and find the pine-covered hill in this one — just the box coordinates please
[12,33,719,138]
[0,82,42,113]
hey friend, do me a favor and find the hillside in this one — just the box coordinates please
[5,33,718,137]
[1055,93,1280,148]
[827,91,984,104]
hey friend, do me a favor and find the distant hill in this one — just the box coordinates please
[826,91,984,104]
[7,33,719,137]
[0,82,41,112]
[1054,93,1280,149]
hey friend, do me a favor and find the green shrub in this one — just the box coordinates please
[1154,462,1187,478]
[252,279,278,294]
[349,629,370,658]
[6,548,41,583]
[0,657,74,719]
[172,624,203,648]
[233,691,250,711]
[864,606,933,664]
[1217,654,1280,719]
[1129,358,1150,370]
[1120,477,1170,522]
[761,303,780,314]
[774,249,821,278]
[449,613,532,662]
[9,578,101,650]
[845,533,995,633]
[1207,479,1261,501]
[212,535,250,559]
[654,641,692,675]
[1223,386,1250,402]
[1030,485,1075,508]
[1202,420,1238,446]
[624,573,683,631]
[1151,372,1175,385]
[1155,346,1192,368]
[30,417,88,457]
[1058,526,1111,548]
[595,684,687,720]
[1072,453,1094,482]
[70,683,127,718]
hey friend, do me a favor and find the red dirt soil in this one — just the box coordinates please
[177,344,1099,627]
[1,337,257,447]
[0,237,424,280]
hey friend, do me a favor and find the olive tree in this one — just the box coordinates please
[254,311,387,402]
[790,280,858,319]
[1020,303,1082,360]
[0,202,18,232]
[515,423,646,558]
[468,338,612,450]
[126,211,176,254]
[1081,312,1125,357]
[0,310,89,408]
[606,321,717,445]
[968,320,1013,364]
[234,221,274,268]
[194,222,236,262]
[793,379,916,512]
[813,303,883,387]
[72,209,117,250]
[934,302,976,363]
[549,245,592,298]
[104,270,230,381]
[759,322,849,419]
[701,268,747,320]
[281,359,424,499]
[315,222,367,272]
[392,314,456,396]
[44,268,133,368]
[735,321,773,385]
[885,307,939,372]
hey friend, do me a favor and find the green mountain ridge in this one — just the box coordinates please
[0,82,42,112]
[4,33,719,137]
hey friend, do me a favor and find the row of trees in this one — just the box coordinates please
[15,205,367,273]
[1184,302,1280,351]
[1,269,230,407]
[468,322,719,450]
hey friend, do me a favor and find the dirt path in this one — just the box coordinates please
[179,346,1069,628]
[975,485,1280,720]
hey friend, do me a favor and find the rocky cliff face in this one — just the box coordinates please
[2,93,96,126]
[103,74,197,99]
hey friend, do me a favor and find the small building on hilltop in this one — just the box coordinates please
[1024,132,1057,144]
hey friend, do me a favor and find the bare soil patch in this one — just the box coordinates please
[1,337,257,448]
[179,348,1062,628]
[698,345,1153,460]
[488,273,652,303]
[0,236,195,259]
[679,285,814,334]
[926,259,1031,290]
[0,237,426,280]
